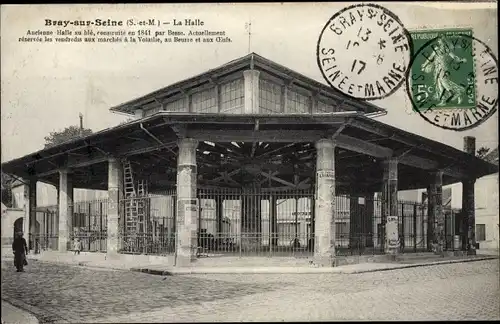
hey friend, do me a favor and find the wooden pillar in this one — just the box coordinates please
[216,196,224,235]
[463,136,477,255]
[270,195,278,247]
[349,196,360,251]
[428,171,444,254]
[364,193,375,248]
[28,178,37,252]
[309,195,315,251]
[382,158,399,255]
[241,185,261,252]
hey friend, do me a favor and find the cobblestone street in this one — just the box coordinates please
[1,259,499,323]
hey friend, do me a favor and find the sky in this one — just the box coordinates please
[1,2,498,163]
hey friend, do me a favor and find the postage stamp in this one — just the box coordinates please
[406,30,498,131]
[317,3,413,100]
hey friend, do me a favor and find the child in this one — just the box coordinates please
[73,238,82,255]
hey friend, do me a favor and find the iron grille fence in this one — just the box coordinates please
[69,199,108,252]
[196,187,315,257]
[33,190,461,257]
[33,206,58,252]
[119,190,176,255]
[195,190,462,257]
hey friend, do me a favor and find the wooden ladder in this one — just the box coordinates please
[123,160,138,238]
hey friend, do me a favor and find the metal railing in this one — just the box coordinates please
[119,190,176,255]
[31,189,463,257]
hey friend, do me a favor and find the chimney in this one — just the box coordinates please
[463,136,476,155]
[79,113,84,137]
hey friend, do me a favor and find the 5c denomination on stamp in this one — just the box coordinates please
[317,3,412,100]
[406,31,498,131]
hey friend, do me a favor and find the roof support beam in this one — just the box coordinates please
[186,129,328,143]
[335,134,393,159]
[33,140,177,178]
[334,134,466,179]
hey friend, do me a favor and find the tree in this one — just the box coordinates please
[1,172,14,207]
[44,125,93,148]
[476,146,491,159]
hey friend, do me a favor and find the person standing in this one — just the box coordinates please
[12,232,28,272]
[73,238,82,255]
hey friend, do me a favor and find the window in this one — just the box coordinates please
[259,79,282,113]
[192,88,217,113]
[165,98,187,112]
[144,107,162,116]
[220,78,244,113]
[475,188,487,209]
[476,224,486,241]
[286,89,310,114]
[315,100,338,114]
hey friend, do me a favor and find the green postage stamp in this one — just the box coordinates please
[409,28,476,111]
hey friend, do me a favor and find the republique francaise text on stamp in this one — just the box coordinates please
[406,30,498,131]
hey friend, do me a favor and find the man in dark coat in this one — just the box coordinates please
[12,231,28,272]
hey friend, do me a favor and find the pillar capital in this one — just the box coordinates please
[430,170,443,186]
[316,138,335,171]
[177,137,198,150]
[315,138,336,150]
[382,157,398,166]
[58,168,73,175]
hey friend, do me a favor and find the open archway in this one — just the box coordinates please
[13,217,23,237]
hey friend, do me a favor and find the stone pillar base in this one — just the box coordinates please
[313,255,335,267]
[176,255,196,267]
[106,252,120,260]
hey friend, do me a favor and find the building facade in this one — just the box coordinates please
[2,53,497,266]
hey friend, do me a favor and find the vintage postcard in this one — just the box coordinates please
[1,2,498,323]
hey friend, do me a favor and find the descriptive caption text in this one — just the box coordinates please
[18,18,233,44]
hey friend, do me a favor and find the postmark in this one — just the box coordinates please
[317,3,413,100]
[406,30,498,131]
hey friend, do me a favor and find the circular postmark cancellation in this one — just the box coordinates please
[406,31,498,131]
[317,3,413,100]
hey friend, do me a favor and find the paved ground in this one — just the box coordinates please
[1,301,39,324]
[1,259,499,322]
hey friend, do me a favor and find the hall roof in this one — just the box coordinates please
[109,52,385,116]
[1,111,497,193]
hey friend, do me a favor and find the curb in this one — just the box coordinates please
[346,256,498,274]
[4,254,497,275]
[2,256,129,273]
[1,297,62,324]
[129,256,498,275]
